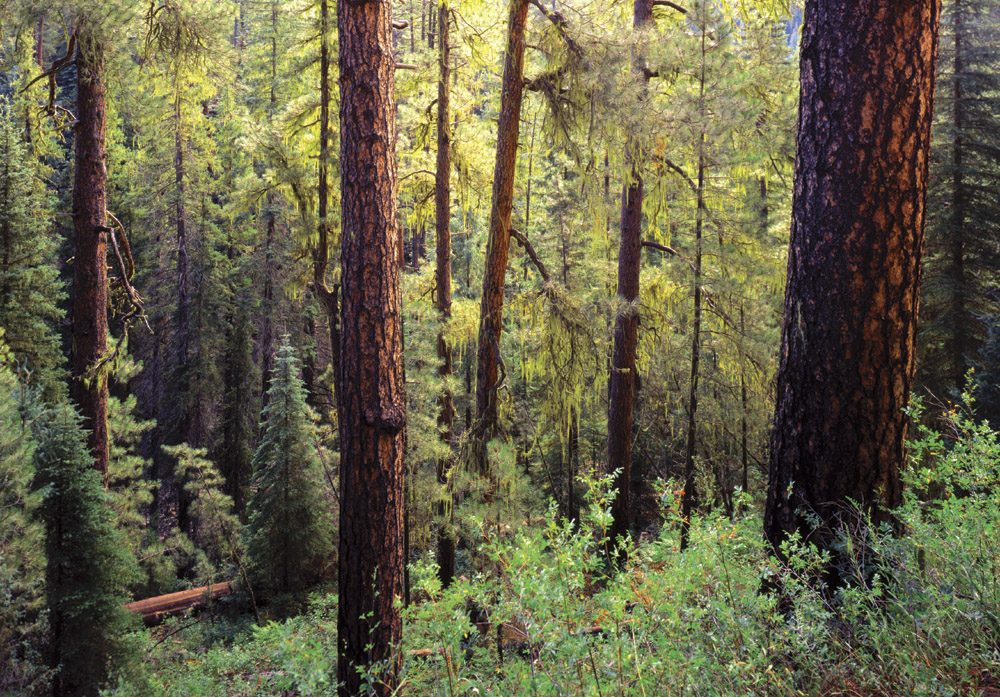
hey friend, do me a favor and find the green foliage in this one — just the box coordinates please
[33,405,141,697]
[0,102,65,401]
[245,342,333,603]
[0,334,48,694]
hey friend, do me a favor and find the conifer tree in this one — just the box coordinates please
[0,335,47,693]
[0,104,65,401]
[34,404,139,697]
[246,342,333,600]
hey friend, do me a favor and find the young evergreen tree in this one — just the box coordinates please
[0,335,47,694]
[246,342,333,601]
[34,404,139,697]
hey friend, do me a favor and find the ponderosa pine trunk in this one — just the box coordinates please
[336,0,406,690]
[608,0,652,542]
[434,0,457,588]
[764,0,940,562]
[473,0,529,471]
[71,24,110,484]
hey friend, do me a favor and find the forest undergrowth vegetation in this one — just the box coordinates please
[107,397,1000,696]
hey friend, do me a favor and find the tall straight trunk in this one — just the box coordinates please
[473,0,529,469]
[434,0,457,588]
[608,0,652,542]
[764,0,940,562]
[948,0,968,389]
[313,0,341,410]
[173,87,190,373]
[260,2,279,401]
[71,24,110,483]
[679,20,707,551]
[336,0,406,690]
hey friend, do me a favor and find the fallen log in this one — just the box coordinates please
[125,581,232,625]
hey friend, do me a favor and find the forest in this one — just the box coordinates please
[0,0,997,694]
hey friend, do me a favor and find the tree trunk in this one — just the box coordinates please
[313,0,341,415]
[261,1,279,402]
[336,0,406,689]
[608,0,652,542]
[764,0,940,564]
[947,0,968,390]
[679,19,707,551]
[71,24,110,484]
[473,0,529,470]
[434,0,457,589]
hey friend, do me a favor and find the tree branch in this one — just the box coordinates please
[509,227,550,282]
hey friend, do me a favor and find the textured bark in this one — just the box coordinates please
[336,0,406,690]
[764,0,940,557]
[434,0,457,588]
[473,0,529,466]
[608,0,651,542]
[71,24,110,483]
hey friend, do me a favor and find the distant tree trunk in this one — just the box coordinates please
[313,0,341,414]
[260,1,279,402]
[473,0,529,471]
[173,88,190,369]
[434,0,457,588]
[679,20,707,551]
[608,0,652,542]
[71,24,110,484]
[947,0,968,389]
[764,0,940,562]
[336,0,406,690]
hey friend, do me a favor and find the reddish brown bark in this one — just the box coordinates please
[608,0,651,542]
[473,0,529,471]
[336,0,406,691]
[71,24,110,483]
[434,0,457,588]
[764,0,940,559]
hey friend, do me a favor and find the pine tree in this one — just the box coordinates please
[246,342,333,601]
[34,404,139,697]
[0,103,65,402]
[0,334,47,694]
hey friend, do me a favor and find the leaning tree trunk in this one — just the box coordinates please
[336,0,407,691]
[608,0,652,542]
[764,0,940,565]
[434,0,457,588]
[71,24,110,484]
[473,0,529,472]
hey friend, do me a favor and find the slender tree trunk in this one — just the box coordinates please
[764,0,940,564]
[679,20,707,550]
[71,24,110,484]
[473,0,529,471]
[261,2,279,401]
[314,0,341,414]
[608,0,652,542]
[434,0,457,588]
[173,87,190,375]
[948,0,968,390]
[336,0,406,689]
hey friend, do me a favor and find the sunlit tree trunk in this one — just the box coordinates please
[765,0,940,564]
[71,23,110,484]
[336,0,407,690]
[473,0,529,471]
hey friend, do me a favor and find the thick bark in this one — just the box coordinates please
[473,0,529,467]
[434,0,457,588]
[71,24,110,483]
[336,0,406,690]
[608,0,652,542]
[764,0,940,559]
